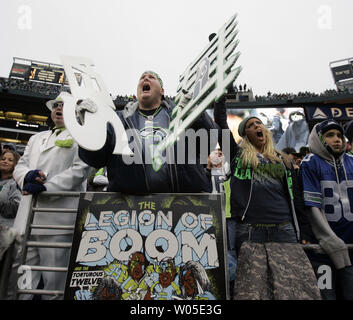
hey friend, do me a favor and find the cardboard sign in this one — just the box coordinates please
[60,55,132,156]
[153,14,242,161]
[64,192,228,300]
[60,14,241,162]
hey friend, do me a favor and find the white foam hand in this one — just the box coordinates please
[75,98,98,124]
[178,89,193,109]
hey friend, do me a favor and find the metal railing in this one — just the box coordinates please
[2,190,353,300]
[14,191,80,299]
[302,243,353,254]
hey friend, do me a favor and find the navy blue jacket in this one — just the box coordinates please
[79,100,218,193]
[213,100,311,242]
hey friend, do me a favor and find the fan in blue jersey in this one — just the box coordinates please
[300,119,353,300]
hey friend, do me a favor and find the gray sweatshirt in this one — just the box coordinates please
[0,178,21,228]
[277,118,309,152]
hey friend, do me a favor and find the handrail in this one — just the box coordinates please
[13,191,80,299]
[6,191,353,300]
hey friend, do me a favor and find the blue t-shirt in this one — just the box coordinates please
[301,153,353,245]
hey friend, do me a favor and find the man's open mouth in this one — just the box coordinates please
[56,111,63,116]
[142,84,151,92]
[256,131,264,138]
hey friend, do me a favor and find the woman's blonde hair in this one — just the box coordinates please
[239,128,289,169]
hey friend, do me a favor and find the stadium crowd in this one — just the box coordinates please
[0,77,61,97]
[255,88,351,102]
[2,75,350,105]
[1,71,353,301]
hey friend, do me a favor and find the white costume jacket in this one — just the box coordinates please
[13,128,91,235]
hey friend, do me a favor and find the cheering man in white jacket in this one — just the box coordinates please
[13,91,91,299]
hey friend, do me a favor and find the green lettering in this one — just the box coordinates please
[287,170,294,200]
[245,168,252,180]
